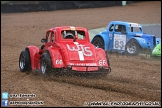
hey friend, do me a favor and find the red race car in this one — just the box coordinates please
[19,26,111,76]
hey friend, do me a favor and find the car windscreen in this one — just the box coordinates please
[61,30,85,40]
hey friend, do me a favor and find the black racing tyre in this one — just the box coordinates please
[41,45,45,50]
[40,52,52,76]
[19,50,32,72]
[125,39,141,55]
[91,37,104,49]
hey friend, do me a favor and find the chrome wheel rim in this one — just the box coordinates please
[41,59,47,74]
[127,43,136,54]
[20,54,25,69]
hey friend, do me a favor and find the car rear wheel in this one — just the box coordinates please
[91,37,104,49]
[125,39,141,55]
[19,50,32,72]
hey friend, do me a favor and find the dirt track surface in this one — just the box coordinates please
[1,1,161,107]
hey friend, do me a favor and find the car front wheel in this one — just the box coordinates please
[91,37,104,49]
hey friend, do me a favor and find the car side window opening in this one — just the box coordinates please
[129,27,142,32]
[115,24,126,32]
[121,25,126,32]
[46,32,51,42]
[109,24,114,32]
[52,32,55,43]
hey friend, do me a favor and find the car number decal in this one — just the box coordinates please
[99,60,106,66]
[113,34,126,50]
[56,60,62,65]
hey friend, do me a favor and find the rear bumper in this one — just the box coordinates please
[64,65,111,73]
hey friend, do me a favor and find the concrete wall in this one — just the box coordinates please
[1,1,143,13]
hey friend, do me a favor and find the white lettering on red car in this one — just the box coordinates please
[69,63,97,66]
[66,44,92,61]
[99,60,106,66]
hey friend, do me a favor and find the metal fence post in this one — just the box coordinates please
[122,1,126,6]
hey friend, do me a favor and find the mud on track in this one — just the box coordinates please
[1,1,161,107]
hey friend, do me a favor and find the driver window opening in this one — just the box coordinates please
[109,24,114,32]
[115,25,126,32]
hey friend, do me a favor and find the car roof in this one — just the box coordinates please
[49,26,87,31]
[110,21,142,27]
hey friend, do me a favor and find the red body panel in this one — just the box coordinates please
[46,42,109,71]
[27,46,41,70]
[25,26,110,72]
[47,47,64,68]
